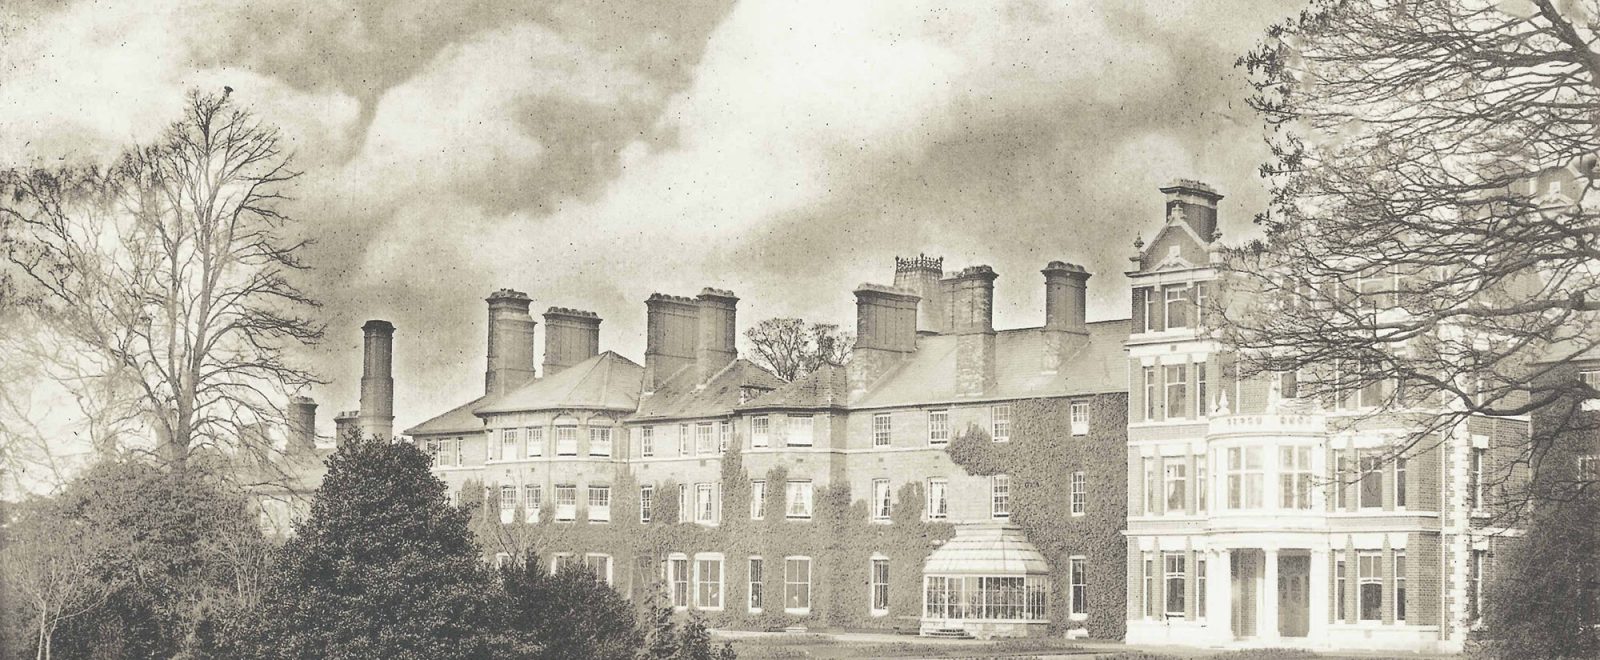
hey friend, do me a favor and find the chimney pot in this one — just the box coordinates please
[1042,262,1091,334]
[485,289,538,396]
[542,307,602,376]
[894,254,948,333]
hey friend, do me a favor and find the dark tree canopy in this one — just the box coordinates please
[1484,491,1600,658]
[230,438,497,660]
[743,318,852,382]
[1224,0,1600,512]
[496,554,640,660]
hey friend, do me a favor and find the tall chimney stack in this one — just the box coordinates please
[333,410,359,445]
[696,288,739,382]
[542,307,601,376]
[288,396,318,452]
[358,320,395,440]
[894,255,948,334]
[645,294,699,391]
[847,283,920,395]
[1160,179,1223,241]
[1042,262,1090,334]
[949,266,998,396]
[485,289,538,395]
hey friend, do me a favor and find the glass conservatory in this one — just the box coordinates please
[920,523,1051,638]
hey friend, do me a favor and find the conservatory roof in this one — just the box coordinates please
[922,523,1049,576]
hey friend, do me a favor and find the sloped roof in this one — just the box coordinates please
[923,523,1049,576]
[632,359,785,421]
[850,319,1128,409]
[403,395,491,436]
[475,351,644,415]
[736,363,851,411]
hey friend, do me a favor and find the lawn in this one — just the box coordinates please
[725,633,1092,659]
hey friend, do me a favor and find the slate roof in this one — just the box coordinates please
[403,395,491,436]
[474,351,644,415]
[850,319,1129,409]
[632,359,785,421]
[736,363,851,411]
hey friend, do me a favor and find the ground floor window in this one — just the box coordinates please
[870,558,889,614]
[1358,552,1382,621]
[1164,553,1186,618]
[1196,557,1207,619]
[1394,552,1406,623]
[669,555,689,609]
[748,557,764,612]
[785,556,812,613]
[1468,549,1486,623]
[695,555,723,610]
[1143,553,1156,618]
[1068,556,1087,618]
[922,575,1047,621]
[585,553,612,585]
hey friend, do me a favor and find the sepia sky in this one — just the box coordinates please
[2,0,1303,435]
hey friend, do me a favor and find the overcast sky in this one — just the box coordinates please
[2,0,1302,436]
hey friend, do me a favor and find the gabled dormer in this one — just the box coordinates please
[1127,180,1224,341]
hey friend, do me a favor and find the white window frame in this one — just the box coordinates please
[695,483,717,525]
[587,485,611,523]
[869,556,890,616]
[555,484,577,522]
[638,426,654,458]
[499,484,518,524]
[639,485,653,523]
[1280,446,1313,510]
[526,427,544,457]
[927,478,948,520]
[751,415,770,448]
[1070,401,1089,436]
[871,478,891,521]
[748,556,765,613]
[719,420,731,453]
[991,474,1011,519]
[589,426,612,457]
[694,553,725,611]
[1165,285,1189,329]
[786,415,814,447]
[696,423,716,455]
[785,480,814,519]
[872,413,892,447]
[499,428,519,461]
[1394,551,1406,623]
[555,426,578,456]
[494,552,511,569]
[677,483,688,523]
[991,403,1011,442]
[928,410,950,445]
[678,424,690,457]
[1165,364,1188,420]
[524,484,541,523]
[750,480,766,520]
[1164,461,1187,514]
[1068,555,1088,620]
[585,553,613,585]
[1164,552,1186,619]
[1226,446,1264,510]
[1142,286,1159,333]
[1070,471,1086,516]
[784,556,812,614]
[1143,366,1157,421]
[1357,551,1382,622]
[669,554,690,610]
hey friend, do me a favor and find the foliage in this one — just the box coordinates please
[1,460,268,660]
[497,553,640,660]
[1226,0,1600,513]
[638,592,736,660]
[228,438,497,660]
[1482,491,1600,659]
[946,394,1129,638]
[743,318,853,382]
[0,88,322,471]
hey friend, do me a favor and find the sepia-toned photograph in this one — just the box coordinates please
[3,1,1598,659]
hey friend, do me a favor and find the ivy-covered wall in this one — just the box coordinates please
[462,392,1127,638]
[945,392,1130,639]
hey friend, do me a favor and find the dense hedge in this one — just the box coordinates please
[462,393,1126,637]
[945,393,1130,639]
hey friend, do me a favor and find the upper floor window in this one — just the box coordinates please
[1469,447,1486,510]
[928,410,950,445]
[1165,365,1188,420]
[1071,401,1089,436]
[555,426,577,456]
[696,423,716,455]
[555,485,577,521]
[1142,286,1160,333]
[1143,367,1157,421]
[1226,446,1265,509]
[588,486,611,522]
[589,427,612,457]
[1280,446,1313,510]
[678,424,690,456]
[785,480,814,519]
[991,404,1011,442]
[640,485,653,523]
[1165,286,1190,329]
[927,478,948,520]
[638,426,654,458]
[871,479,891,521]
[424,438,443,467]
[499,429,519,460]
[872,413,892,447]
[526,427,544,457]
[1358,451,1383,509]
[1164,461,1186,513]
[751,416,771,448]
[695,483,717,524]
[1580,455,1600,481]
[786,415,814,447]
[1070,471,1086,515]
[991,474,1011,518]
[719,421,731,453]
[750,480,766,520]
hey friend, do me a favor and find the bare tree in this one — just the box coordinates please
[0,89,322,476]
[1222,0,1600,515]
[742,317,853,382]
[1,500,117,660]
